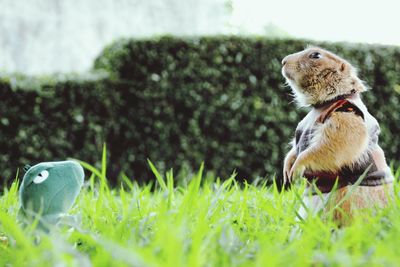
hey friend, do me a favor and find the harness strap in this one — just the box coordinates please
[317,99,364,124]
[304,170,391,194]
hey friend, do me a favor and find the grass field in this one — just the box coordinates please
[1,152,400,266]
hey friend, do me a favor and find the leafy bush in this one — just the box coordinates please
[1,37,399,185]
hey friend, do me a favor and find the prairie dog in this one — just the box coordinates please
[282,47,394,224]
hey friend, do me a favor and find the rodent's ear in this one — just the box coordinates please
[340,62,346,72]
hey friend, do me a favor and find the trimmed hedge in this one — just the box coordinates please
[1,37,400,186]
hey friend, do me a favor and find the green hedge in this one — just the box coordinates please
[1,37,400,186]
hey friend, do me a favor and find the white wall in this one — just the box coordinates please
[0,0,230,74]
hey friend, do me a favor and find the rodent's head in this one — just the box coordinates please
[19,161,84,216]
[281,47,366,106]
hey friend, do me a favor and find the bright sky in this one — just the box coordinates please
[232,0,400,45]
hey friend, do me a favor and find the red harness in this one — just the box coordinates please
[316,99,364,123]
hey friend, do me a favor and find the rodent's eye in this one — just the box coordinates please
[309,52,322,59]
[33,170,49,184]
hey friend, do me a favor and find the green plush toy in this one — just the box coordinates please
[19,161,84,230]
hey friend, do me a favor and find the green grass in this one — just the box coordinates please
[1,155,400,266]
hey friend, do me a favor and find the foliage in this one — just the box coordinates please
[1,37,400,185]
[0,160,400,266]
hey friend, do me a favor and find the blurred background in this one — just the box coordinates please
[0,0,399,186]
[1,0,399,74]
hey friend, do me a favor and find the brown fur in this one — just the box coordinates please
[282,47,369,182]
[289,112,368,178]
[326,183,394,226]
[282,47,393,224]
[281,47,365,107]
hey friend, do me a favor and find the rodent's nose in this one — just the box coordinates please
[281,57,287,66]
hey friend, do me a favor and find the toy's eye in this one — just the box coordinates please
[33,170,49,184]
[309,52,322,59]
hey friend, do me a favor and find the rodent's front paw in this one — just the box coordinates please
[288,155,306,181]
[283,152,296,184]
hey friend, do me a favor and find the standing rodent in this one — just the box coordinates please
[281,47,394,224]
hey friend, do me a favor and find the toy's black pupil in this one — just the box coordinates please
[38,173,42,177]
[310,52,321,59]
